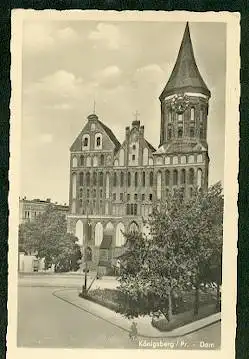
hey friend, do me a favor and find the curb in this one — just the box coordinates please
[52,288,221,339]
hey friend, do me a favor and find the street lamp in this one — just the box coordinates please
[82,206,92,296]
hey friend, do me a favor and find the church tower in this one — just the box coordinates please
[158,23,211,193]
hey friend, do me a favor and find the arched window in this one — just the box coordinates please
[93,171,97,186]
[190,127,195,138]
[106,173,110,199]
[80,155,84,166]
[79,172,84,186]
[114,159,119,167]
[173,170,178,186]
[173,156,178,165]
[143,148,149,165]
[72,173,77,199]
[134,172,138,187]
[79,188,83,198]
[191,107,195,122]
[100,154,104,166]
[86,156,91,167]
[86,172,90,186]
[99,172,103,187]
[197,168,202,188]
[180,169,186,185]
[129,221,139,234]
[113,172,117,187]
[119,148,125,166]
[82,134,90,150]
[181,156,186,164]
[178,127,183,138]
[149,171,154,186]
[116,223,125,247]
[93,156,98,167]
[189,168,195,185]
[95,222,103,247]
[95,133,102,149]
[165,170,170,186]
[72,156,78,168]
[157,171,162,200]
[188,155,195,164]
[178,113,183,122]
[142,171,146,186]
[197,154,203,163]
[75,220,84,246]
[127,172,131,187]
[165,156,170,165]
[120,172,124,187]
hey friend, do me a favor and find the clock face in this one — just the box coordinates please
[170,94,190,114]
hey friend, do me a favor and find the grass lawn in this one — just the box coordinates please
[81,287,220,332]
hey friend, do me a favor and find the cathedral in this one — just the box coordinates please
[67,23,211,274]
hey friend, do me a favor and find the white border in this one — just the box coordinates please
[8,10,240,359]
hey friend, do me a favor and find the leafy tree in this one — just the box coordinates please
[19,205,81,272]
[117,183,223,320]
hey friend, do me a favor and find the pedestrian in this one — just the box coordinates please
[129,321,138,341]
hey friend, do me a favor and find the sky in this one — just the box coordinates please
[20,19,226,205]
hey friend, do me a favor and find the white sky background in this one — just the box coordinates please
[20,20,226,205]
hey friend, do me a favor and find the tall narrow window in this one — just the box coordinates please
[72,173,77,199]
[178,113,183,122]
[200,127,204,139]
[178,127,183,138]
[93,172,97,186]
[72,156,78,168]
[134,204,137,215]
[100,154,104,166]
[99,172,103,187]
[168,127,172,140]
[86,172,90,186]
[134,194,138,201]
[189,168,194,185]
[126,204,130,215]
[180,169,186,185]
[143,148,149,165]
[106,173,110,199]
[173,170,178,186]
[113,172,117,187]
[142,172,146,186]
[120,172,124,187]
[96,137,101,146]
[79,172,84,186]
[128,172,131,187]
[197,168,202,188]
[83,137,88,147]
[157,171,162,200]
[79,188,83,198]
[149,171,154,186]
[134,172,138,187]
[80,155,84,166]
[190,107,195,122]
[93,189,96,198]
[165,170,170,186]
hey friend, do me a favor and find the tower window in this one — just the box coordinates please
[173,170,178,186]
[168,127,172,140]
[132,154,135,161]
[100,155,104,166]
[80,155,84,166]
[126,204,130,215]
[133,144,136,150]
[100,189,103,198]
[142,194,145,201]
[113,193,116,201]
[134,193,138,201]
[134,172,138,187]
[120,193,123,201]
[99,172,103,187]
[178,127,183,138]
[120,172,124,187]
[96,137,101,147]
[190,127,195,138]
[113,172,117,187]
[165,170,170,186]
[149,194,153,201]
[149,171,154,186]
[127,194,130,201]
[128,172,131,187]
[142,172,146,186]
[86,172,90,186]
[200,127,204,139]
[79,188,83,198]
[134,204,137,215]
[93,189,96,198]
[190,107,195,122]
[79,172,84,186]
[189,168,194,185]
[83,137,88,147]
[180,169,186,185]
[87,189,90,198]
[177,113,183,122]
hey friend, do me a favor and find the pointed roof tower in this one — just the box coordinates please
[160,23,210,100]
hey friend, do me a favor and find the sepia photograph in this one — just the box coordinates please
[8,10,239,357]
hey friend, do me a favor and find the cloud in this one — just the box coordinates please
[88,23,120,49]
[56,27,78,42]
[23,22,54,52]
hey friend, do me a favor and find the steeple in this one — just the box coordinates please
[159,23,210,100]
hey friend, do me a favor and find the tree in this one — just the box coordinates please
[117,183,223,320]
[19,205,81,272]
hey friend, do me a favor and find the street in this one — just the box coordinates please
[17,285,221,349]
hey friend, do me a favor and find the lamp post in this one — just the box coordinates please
[82,206,92,296]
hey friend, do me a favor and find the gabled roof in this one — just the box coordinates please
[145,140,156,152]
[160,23,210,100]
[97,118,121,151]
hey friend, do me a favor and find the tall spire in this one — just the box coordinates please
[160,23,210,100]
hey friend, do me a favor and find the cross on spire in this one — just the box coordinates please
[133,110,140,121]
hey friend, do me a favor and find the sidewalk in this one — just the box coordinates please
[53,288,221,338]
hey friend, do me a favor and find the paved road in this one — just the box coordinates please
[17,286,221,349]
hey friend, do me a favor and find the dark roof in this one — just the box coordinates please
[145,140,156,152]
[100,235,113,249]
[97,119,121,151]
[160,23,210,100]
